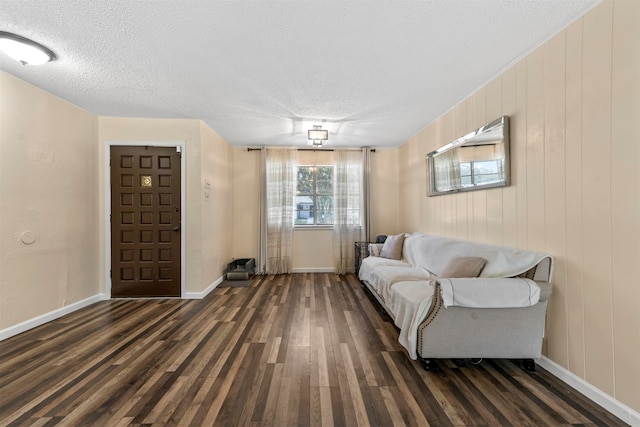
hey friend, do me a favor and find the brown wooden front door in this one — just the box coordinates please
[110,146,181,297]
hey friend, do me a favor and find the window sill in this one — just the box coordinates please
[294,225,334,231]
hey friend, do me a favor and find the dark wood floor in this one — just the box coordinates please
[0,273,627,426]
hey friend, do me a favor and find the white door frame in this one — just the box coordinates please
[104,141,187,298]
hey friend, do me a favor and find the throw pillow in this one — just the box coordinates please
[380,233,405,260]
[439,256,487,278]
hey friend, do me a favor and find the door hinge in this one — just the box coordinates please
[109,270,112,278]
[109,214,111,222]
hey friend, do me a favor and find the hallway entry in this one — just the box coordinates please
[110,146,181,297]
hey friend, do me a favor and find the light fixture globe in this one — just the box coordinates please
[0,31,56,65]
[307,125,328,146]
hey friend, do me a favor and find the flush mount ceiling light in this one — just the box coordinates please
[0,31,56,65]
[308,125,328,146]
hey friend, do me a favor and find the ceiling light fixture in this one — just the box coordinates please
[308,125,328,146]
[0,31,56,65]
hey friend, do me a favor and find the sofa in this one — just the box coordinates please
[358,232,553,371]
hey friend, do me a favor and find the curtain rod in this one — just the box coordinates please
[247,148,375,152]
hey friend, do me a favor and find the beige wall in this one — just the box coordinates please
[199,122,234,289]
[230,148,336,271]
[0,71,99,329]
[398,0,639,412]
[98,117,234,294]
[370,148,401,237]
[231,147,261,261]
[231,148,401,271]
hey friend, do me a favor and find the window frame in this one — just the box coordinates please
[294,164,334,228]
[460,159,504,187]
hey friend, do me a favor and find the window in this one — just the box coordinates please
[460,160,503,187]
[295,165,333,225]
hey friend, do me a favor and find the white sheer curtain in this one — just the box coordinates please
[362,148,372,243]
[260,148,297,274]
[257,148,267,274]
[435,148,461,191]
[333,149,365,274]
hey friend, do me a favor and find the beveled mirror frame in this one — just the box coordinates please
[426,116,510,196]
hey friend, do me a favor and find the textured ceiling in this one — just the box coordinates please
[0,0,600,148]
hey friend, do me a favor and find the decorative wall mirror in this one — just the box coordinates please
[426,116,510,196]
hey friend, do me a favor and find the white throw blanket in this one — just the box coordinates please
[367,266,434,301]
[403,232,553,280]
[388,280,435,360]
[358,256,408,286]
[439,277,540,308]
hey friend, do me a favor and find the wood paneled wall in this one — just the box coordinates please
[398,0,639,413]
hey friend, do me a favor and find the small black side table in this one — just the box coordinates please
[354,241,373,273]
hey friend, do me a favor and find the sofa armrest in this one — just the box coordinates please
[439,278,543,308]
[536,281,552,302]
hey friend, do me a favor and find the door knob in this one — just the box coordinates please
[172,226,181,232]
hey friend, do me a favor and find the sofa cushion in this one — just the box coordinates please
[381,233,405,260]
[439,256,487,278]
[368,266,435,301]
[358,256,409,285]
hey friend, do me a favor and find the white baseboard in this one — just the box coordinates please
[538,356,640,426]
[1,278,224,340]
[0,294,107,342]
[184,276,224,299]
[291,268,335,273]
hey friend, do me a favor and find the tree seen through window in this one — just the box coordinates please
[295,166,333,225]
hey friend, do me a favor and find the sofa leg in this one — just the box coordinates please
[452,358,466,367]
[521,359,536,372]
[420,358,433,371]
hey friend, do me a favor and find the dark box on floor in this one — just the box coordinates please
[226,258,255,280]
